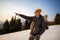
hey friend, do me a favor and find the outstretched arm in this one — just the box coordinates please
[15,13,33,20]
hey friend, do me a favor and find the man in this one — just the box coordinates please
[15,9,48,40]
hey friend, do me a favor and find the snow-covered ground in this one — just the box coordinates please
[0,25,60,40]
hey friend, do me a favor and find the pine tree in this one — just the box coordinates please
[16,19,22,31]
[24,19,31,29]
[54,13,60,24]
[10,16,22,32]
[3,19,10,33]
[10,16,17,32]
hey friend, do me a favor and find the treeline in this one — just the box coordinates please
[0,13,60,35]
[54,13,60,24]
[47,13,60,25]
[0,16,31,35]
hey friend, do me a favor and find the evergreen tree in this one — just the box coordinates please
[10,16,22,32]
[16,19,22,31]
[54,13,60,24]
[10,16,17,32]
[24,19,31,29]
[3,19,10,33]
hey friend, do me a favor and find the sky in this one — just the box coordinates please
[0,0,60,21]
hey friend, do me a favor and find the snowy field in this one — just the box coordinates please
[0,25,60,40]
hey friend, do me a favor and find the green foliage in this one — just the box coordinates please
[24,19,31,29]
[3,19,10,33]
[54,13,60,24]
[3,16,22,33]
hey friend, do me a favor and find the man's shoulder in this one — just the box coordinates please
[39,15,43,18]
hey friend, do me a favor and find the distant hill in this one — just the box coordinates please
[0,21,4,29]
[0,21,4,24]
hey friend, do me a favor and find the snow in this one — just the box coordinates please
[0,25,60,40]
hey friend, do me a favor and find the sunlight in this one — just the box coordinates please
[0,2,34,21]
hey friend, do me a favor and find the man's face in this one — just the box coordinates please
[35,10,41,16]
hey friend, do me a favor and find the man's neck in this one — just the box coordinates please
[36,15,40,18]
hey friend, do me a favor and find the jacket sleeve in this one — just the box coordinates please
[39,17,46,35]
[19,14,34,20]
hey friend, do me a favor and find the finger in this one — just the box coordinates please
[15,12,18,14]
